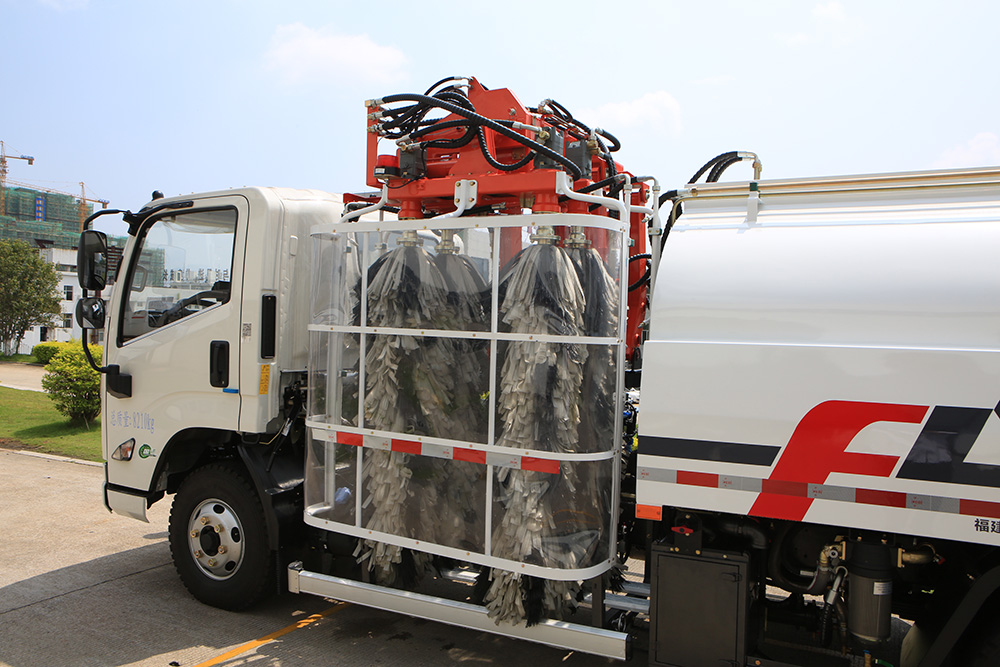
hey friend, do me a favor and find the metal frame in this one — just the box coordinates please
[287,562,631,661]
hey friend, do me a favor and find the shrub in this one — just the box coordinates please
[42,343,103,426]
[32,341,70,365]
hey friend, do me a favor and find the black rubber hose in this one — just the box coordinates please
[381,93,583,180]
[628,254,652,292]
[424,76,466,95]
[688,151,738,184]
[707,155,744,182]
[820,602,835,647]
[476,127,535,171]
[596,128,621,152]
[716,516,768,551]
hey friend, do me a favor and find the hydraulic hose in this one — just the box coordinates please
[379,93,583,180]
[707,155,744,182]
[628,253,652,292]
[688,151,739,184]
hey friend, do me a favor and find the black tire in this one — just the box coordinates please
[168,462,274,610]
[954,597,1000,667]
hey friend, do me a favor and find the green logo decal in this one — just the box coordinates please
[138,444,154,459]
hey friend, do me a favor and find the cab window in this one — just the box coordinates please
[120,208,237,343]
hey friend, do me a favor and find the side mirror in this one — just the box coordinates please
[77,230,108,291]
[76,297,107,330]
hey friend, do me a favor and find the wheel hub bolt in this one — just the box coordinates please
[191,530,199,538]
[194,550,203,558]
[200,517,210,525]
[218,545,227,554]
[208,558,218,567]
[215,524,223,533]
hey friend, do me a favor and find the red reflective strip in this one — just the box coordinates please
[960,499,1000,519]
[521,457,560,474]
[337,432,363,447]
[390,439,421,455]
[676,470,719,488]
[856,488,907,508]
[636,504,663,521]
[761,479,809,497]
[453,447,486,465]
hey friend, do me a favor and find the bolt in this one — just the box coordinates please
[208,558,218,567]
[194,550,202,558]
[200,516,210,525]
[191,530,199,538]
[218,545,227,555]
[215,524,223,533]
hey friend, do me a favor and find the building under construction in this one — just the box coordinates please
[0,186,96,250]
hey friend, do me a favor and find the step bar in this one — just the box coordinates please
[288,562,631,660]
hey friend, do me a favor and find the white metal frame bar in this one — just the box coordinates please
[287,563,630,661]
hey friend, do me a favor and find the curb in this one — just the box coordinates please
[0,447,103,468]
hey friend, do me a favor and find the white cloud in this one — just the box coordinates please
[931,132,1000,169]
[780,1,865,47]
[813,1,846,22]
[578,91,682,137]
[264,24,408,86]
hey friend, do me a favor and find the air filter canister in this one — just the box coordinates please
[848,541,894,644]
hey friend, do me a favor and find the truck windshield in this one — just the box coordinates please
[119,208,237,343]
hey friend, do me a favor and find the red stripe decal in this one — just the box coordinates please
[761,479,809,498]
[337,432,363,447]
[521,457,560,474]
[961,499,1000,519]
[390,439,421,455]
[750,401,928,521]
[453,447,487,465]
[676,470,719,488]
[856,488,907,508]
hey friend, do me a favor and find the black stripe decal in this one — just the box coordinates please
[639,435,780,466]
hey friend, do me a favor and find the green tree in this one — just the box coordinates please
[0,240,61,356]
[42,343,103,427]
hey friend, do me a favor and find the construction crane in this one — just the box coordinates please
[77,182,110,232]
[4,178,110,231]
[0,140,36,219]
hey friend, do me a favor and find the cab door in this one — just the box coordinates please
[104,196,247,502]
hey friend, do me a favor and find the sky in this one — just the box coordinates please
[3,0,1000,233]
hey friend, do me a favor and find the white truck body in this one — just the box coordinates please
[82,165,1000,666]
[638,167,1000,546]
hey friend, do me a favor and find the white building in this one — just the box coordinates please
[17,247,88,354]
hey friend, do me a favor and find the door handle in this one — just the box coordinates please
[210,340,229,388]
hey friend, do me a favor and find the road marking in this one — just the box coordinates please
[192,603,350,667]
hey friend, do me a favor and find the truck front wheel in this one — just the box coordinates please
[168,462,274,610]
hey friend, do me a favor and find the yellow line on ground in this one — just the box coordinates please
[192,602,350,667]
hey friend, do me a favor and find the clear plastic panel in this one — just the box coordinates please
[491,458,613,570]
[308,219,624,576]
[363,229,492,332]
[311,231,361,327]
[364,333,488,442]
[308,331,359,427]
[305,434,358,525]
[361,448,487,552]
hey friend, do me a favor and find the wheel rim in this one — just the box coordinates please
[186,498,246,581]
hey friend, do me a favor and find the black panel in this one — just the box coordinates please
[640,435,780,466]
[650,547,750,666]
[897,406,1000,488]
[261,295,276,359]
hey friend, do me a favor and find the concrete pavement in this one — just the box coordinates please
[0,362,45,393]
[0,449,624,666]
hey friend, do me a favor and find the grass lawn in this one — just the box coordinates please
[0,386,103,461]
[0,354,40,364]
